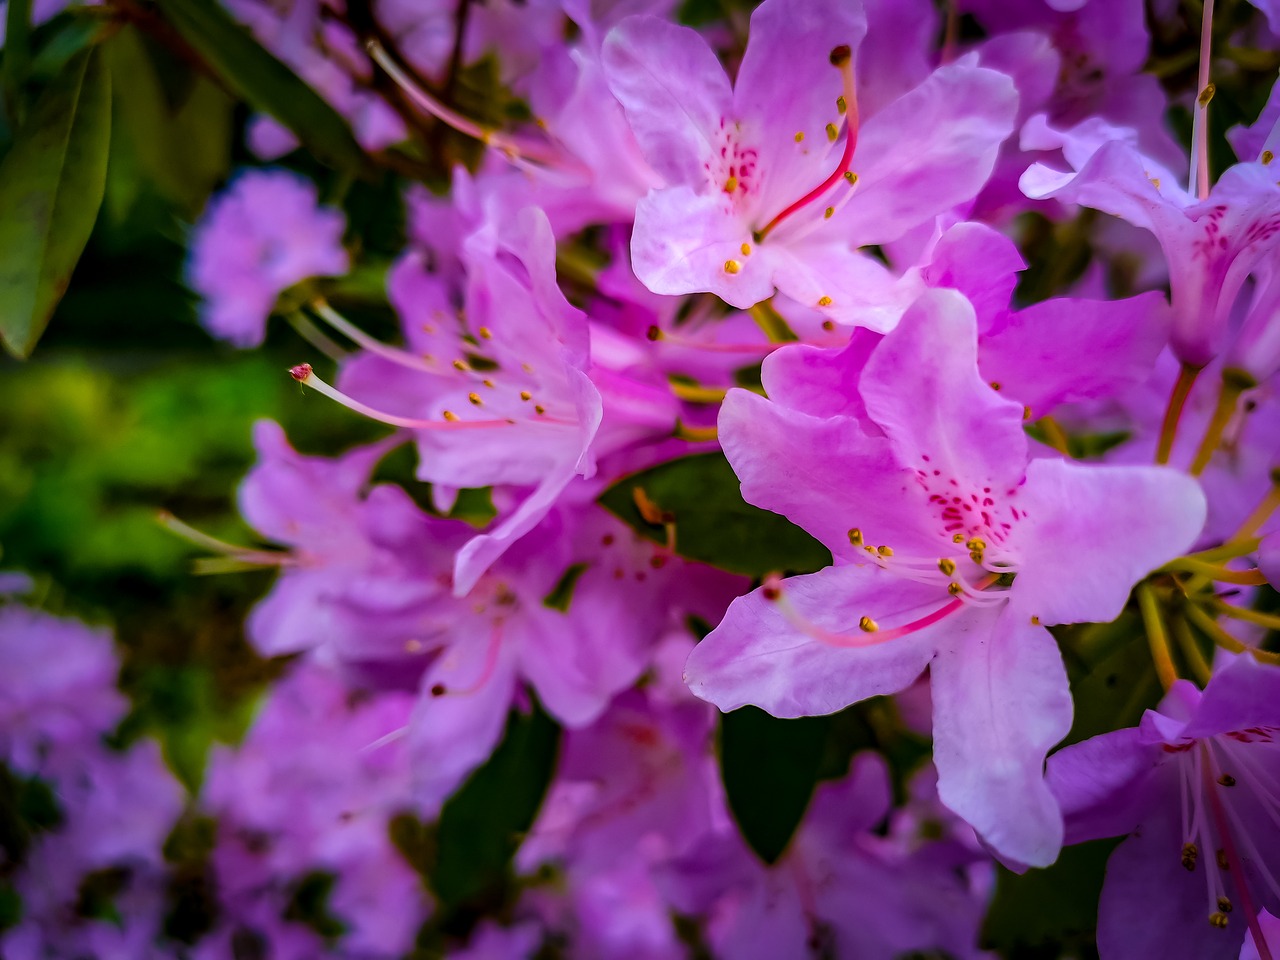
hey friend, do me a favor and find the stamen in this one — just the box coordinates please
[310,299,435,373]
[757,45,860,239]
[289,364,568,430]
[156,510,290,568]
[435,623,505,697]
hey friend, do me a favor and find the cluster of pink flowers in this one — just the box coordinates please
[9,0,1280,956]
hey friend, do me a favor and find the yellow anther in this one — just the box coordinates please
[824,206,835,219]
[405,638,424,653]
[858,616,878,633]
[535,404,546,415]
[468,392,482,405]
[938,558,956,576]
[519,390,532,401]
[822,320,835,331]
[482,378,495,388]
[966,538,986,551]
[1151,177,1161,190]
[817,296,833,307]
[741,242,752,256]
[1030,615,1041,625]
[478,326,493,339]
[1023,405,1033,420]
[1209,912,1229,929]
[1218,897,1233,913]
[794,131,805,142]
[452,359,470,372]
[948,581,963,596]
[969,549,984,563]
[848,528,863,546]
[724,176,739,193]
[825,122,839,142]
[1198,82,1216,106]
[442,410,459,422]
[836,95,847,114]
[953,533,966,543]
[990,381,1002,391]
[829,44,852,66]
[843,171,857,184]
[1264,150,1275,165]
[877,545,893,557]
[724,259,742,274]
[1182,843,1198,871]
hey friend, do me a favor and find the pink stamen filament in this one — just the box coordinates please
[649,328,845,354]
[311,299,437,373]
[757,51,860,240]
[1202,743,1275,960]
[365,39,565,169]
[1189,0,1215,200]
[289,364,574,430]
[440,622,505,697]
[766,572,998,649]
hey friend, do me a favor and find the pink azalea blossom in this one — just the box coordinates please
[685,287,1206,866]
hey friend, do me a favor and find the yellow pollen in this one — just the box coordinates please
[822,320,835,331]
[1264,150,1275,165]
[482,378,495,388]
[724,176,739,193]
[969,549,984,563]
[817,296,833,307]
[741,242,752,256]
[519,390,532,401]
[1151,177,1161,190]
[1023,405,1033,420]
[1198,82,1216,106]
[452,359,469,372]
[877,545,893,557]
[844,171,857,184]
[794,131,805,142]
[858,616,878,633]
[966,538,986,551]
[848,528,863,546]
[824,206,835,219]
[1218,774,1236,786]
[938,558,956,576]
[1031,615,1041,625]
[990,381,1002,391]
[826,122,838,141]
[953,533,966,543]
[468,392,482,405]
[948,581,963,596]
[478,326,493,339]
[442,410,459,422]
[535,404,546,415]
[836,95,847,114]
[1209,912,1229,929]
[1182,843,1198,871]
[724,259,742,274]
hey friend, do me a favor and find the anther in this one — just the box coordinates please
[482,379,494,387]
[966,538,986,551]
[1218,897,1233,913]
[821,320,834,331]
[847,528,863,546]
[817,296,833,307]
[430,683,447,697]
[1209,912,1229,929]
[724,176,739,193]
[741,242,752,256]
[938,558,956,575]
[877,545,893,557]
[535,404,546,415]
[824,206,835,219]
[836,95,847,114]
[478,326,493,339]
[969,549,984,563]
[825,122,839,142]
[1182,842,1198,871]
[989,381,1002,391]
[763,581,782,601]
[844,171,857,184]
[724,259,742,274]
[1264,150,1275,165]
[858,616,878,633]
[289,363,312,382]
[953,534,966,543]
[443,410,459,422]
[467,392,482,405]
[1030,616,1041,625]
[1217,773,1236,786]
[520,391,532,401]
[645,326,661,342]
[1198,82,1216,106]
[948,582,963,596]
[794,131,805,142]
[829,44,852,66]
[453,359,470,372]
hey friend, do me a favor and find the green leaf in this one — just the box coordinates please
[156,0,373,176]
[431,702,560,910]
[0,47,111,359]
[598,453,831,577]
[719,706,832,864]
[981,837,1117,955]
[1055,609,1161,748]
[2,0,34,119]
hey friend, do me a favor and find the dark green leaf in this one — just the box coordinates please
[543,563,588,612]
[981,838,1117,955]
[1054,609,1161,748]
[156,0,373,176]
[719,706,831,864]
[2,0,33,119]
[598,453,831,577]
[431,702,560,909]
[0,47,110,358]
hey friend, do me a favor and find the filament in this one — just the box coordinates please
[311,299,437,373]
